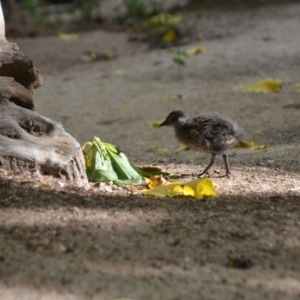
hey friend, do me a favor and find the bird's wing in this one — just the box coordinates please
[194,115,214,134]
[186,115,214,146]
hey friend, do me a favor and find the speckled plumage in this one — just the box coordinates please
[159,109,246,177]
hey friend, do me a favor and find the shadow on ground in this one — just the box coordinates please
[1,176,300,299]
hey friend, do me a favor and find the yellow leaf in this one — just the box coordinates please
[162,30,176,43]
[106,54,116,60]
[147,175,167,189]
[194,178,217,199]
[120,103,130,109]
[147,120,164,127]
[152,146,173,155]
[186,46,206,56]
[58,33,79,41]
[235,141,255,148]
[237,78,283,93]
[126,27,135,33]
[50,241,67,253]
[81,142,93,168]
[162,94,183,101]
[177,178,217,200]
[150,13,181,26]
[175,143,189,152]
[295,83,300,93]
[171,184,195,197]
[115,69,127,76]
[235,141,268,150]
[139,178,217,200]
[253,144,268,150]
[81,52,98,62]
[252,130,262,135]
[81,52,116,62]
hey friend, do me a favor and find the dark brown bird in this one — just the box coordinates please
[159,109,245,178]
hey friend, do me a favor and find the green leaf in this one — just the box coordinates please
[173,57,185,66]
[131,164,169,178]
[88,137,119,183]
[90,169,118,182]
[105,144,143,184]
[82,137,169,185]
[82,137,144,185]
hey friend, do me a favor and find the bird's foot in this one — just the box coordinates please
[197,172,210,178]
[218,171,233,178]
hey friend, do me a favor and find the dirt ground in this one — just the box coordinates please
[1,1,300,299]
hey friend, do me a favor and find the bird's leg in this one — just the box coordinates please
[198,154,218,178]
[222,153,232,177]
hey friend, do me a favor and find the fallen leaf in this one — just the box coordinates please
[147,120,164,127]
[162,94,183,101]
[146,175,167,189]
[235,141,254,148]
[235,141,268,150]
[237,78,283,93]
[27,238,50,250]
[295,83,300,93]
[186,46,206,56]
[82,137,143,185]
[81,52,116,62]
[253,144,268,150]
[139,177,217,200]
[58,33,79,41]
[134,141,152,146]
[81,51,98,62]
[150,13,182,26]
[151,146,173,155]
[172,184,195,197]
[120,103,130,109]
[173,56,185,66]
[115,69,127,76]
[126,27,135,33]
[49,241,67,253]
[175,143,189,152]
[252,130,262,135]
[134,166,169,178]
[162,30,176,43]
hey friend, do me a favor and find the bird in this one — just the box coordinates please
[159,109,246,178]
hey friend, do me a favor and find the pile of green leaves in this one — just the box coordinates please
[82,137,167,185]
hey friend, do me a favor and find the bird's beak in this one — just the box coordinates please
[158,119,168,127]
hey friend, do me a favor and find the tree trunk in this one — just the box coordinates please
[0,3,88,187]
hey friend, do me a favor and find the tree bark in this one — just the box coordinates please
[0,29,88,187]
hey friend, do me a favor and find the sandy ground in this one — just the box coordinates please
[1,2,300,299]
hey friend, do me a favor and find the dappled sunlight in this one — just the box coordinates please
[0,285,76,300]
[2,0,300,298]
[247,275,300,295]
[0,207,169,229]
[1,177,300,299]
[213,166,300,197]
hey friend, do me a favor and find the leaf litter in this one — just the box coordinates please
[81,137,217,200]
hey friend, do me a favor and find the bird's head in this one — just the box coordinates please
[159,109,189,127]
